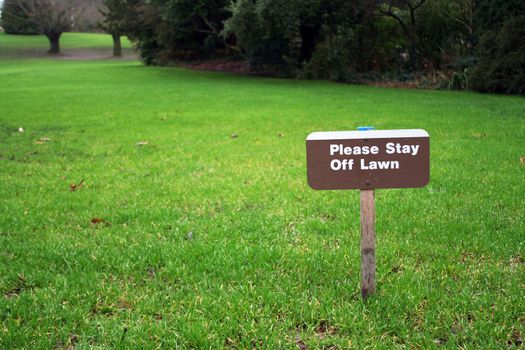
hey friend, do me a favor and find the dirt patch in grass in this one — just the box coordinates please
[54,48,138,61]
[179,60,250,74]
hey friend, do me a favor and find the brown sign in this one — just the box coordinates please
[307,129,429,190]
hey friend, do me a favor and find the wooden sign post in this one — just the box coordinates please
[306,128,430,299]
[360,188,375,298]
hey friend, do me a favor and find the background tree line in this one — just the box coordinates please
[2,0,524,95]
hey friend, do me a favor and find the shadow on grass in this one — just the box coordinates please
[0,47,138,60]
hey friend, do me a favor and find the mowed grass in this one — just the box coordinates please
[0,32,524,349]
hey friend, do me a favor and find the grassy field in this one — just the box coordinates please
[0,32,524,349]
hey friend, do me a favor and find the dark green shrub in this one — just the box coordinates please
[449,71,468,90]
[469,15,525,95]
[301,28,355,82]
[223,0,303,75]
[223,0,375,76]
[129,0,230,64]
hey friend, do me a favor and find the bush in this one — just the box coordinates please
[300,28,355,82]
[223,0,303,75]
[223,0,375,76]
[0,0,39,35]
[469,15,525,95]
[129,0,230,64]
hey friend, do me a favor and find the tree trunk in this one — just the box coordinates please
[112,33,122,57]
[408,8,420,70]
[47,33,62,54]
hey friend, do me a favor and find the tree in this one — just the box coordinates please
[4,0,85,54]
[474,0,525,34]
[155,0,231,60]
[223,0,303,74]
[0,0,38,34]
[100,0,135,57]
[378,0,426,69]
[75,0,104,33]
[223,0,377,77]
[469,15,525,95]
[124,0,231,64]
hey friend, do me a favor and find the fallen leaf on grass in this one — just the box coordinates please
[510,255,525,268]
[450,321,462,334]
[231,133,238,139]
[136,141,149,146]
[434,338,446,345]
[117,297,133,311]
[90,298,116,316]
[146,267,156,278]
[520,156,525,165]
[70,179,85,192]
[35,137,51,145]
[90,217,105,225]
[295,335,308,350]
[391,265,403,273]
[4,274,28,299]
[315,320,338,339]
[508,330,523,346]
[4,286,22,299]
[471,132,486,139]
[69,334,79,346]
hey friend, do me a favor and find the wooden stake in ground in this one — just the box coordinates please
[360,189,375,299]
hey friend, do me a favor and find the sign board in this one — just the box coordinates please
[306,129,429,190]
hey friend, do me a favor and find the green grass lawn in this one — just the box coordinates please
[0,32,524,349]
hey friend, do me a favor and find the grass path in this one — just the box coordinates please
[0,33,524,348]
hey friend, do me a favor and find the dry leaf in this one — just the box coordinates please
[35,137,51,144]
[471,132,486,139]
[295,335,307,350]
[315,320,338,339]
[4,286,22,299]
[90,218,105,225]
[136,141,149,146]
[520,156,525,165]
[70,179,85,192]
[231,133,238,139]
[450,322,462,334]
[508,329,523,346]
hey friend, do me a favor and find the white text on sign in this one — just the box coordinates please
[329,143,420,156]
[329,142,420,171]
